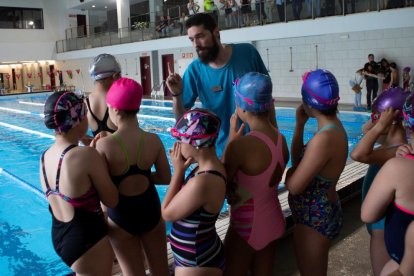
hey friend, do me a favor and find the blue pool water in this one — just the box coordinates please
[0,93,368,275]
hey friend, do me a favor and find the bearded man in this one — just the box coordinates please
[166,13,270,157]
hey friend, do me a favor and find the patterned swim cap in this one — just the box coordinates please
[89,54,121,81]
[403,67,411,73]
[234,72,274,113]
[106,78,143,111]
[403,92,414,131]
[171,108,221,148]
[372,87,409,122]
[44,91,87,133]
[301,69,340,111]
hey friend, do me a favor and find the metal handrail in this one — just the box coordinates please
[56,1,411,53]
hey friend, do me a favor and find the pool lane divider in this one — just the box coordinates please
[0,167,44,199]
[18,101,45,106]
[2,106,175,122]
[0,122,54,139]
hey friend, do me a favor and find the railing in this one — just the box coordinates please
[56,1,412,53]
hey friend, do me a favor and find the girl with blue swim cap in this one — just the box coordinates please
[351,87,409,276]
[361,92,414,276]
[285,69,348,276]
[223,72,289,276]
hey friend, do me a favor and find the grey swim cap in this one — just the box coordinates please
[89,54,121,81]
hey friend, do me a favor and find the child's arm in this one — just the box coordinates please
[350,108,400,165]
[285,130,332,195]
[397,222,414,276]
[162,142,200,222]
[150,134,171,185]
[291,104,308,168]
[361,158,397,223]
[86,145,118,208]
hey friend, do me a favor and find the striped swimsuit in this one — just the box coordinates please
[169,169,226,270]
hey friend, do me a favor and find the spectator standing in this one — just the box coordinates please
[255,0,267,24]
[187,0,200,16]
[275,0,286,22]
[240,0,252,26]
[403,67,411,91]
[363,58,381,110]
[390,62,399,88]
[292,0,303,20]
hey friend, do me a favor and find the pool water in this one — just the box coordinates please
[0,93,368,275]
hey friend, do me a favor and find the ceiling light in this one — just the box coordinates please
[105,6,107,9]
[28,21,34,25]
[92,5,96,8]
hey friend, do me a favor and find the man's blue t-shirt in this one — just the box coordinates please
[182,43,268,157]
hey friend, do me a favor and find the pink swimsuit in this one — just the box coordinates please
[230,130,286,250]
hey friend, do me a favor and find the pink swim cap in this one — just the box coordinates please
[106,78,143,110]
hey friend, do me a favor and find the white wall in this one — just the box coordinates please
[0,0,69,61]
[1,2,413,103]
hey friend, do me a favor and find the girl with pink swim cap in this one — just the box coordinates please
[94,78,171,275]
[222,72,289,276]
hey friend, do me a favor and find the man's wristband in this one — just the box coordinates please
[171,91,183,97]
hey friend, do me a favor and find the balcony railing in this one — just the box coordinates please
[56,0,412,53]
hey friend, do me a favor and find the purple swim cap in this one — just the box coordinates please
[44,91,87,133]
[233,72,274,113]
[106,78,143,111]
[171,108,221,148]
[301,69,340,110]
[402,92,414,131]
[372,87,410,120]
[403,67,411,73]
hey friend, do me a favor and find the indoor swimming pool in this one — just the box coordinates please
[0,92,368,275]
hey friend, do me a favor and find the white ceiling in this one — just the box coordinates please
[70,0,144,11]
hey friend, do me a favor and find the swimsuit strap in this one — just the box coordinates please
[317,123,340,134]
[188,169,227,184]
[86,97,101,124]
[42,144,77,197]
[403,153,414,160]
[247,130,285,168]
[135,131,146,165]
[112,132,146,173]
[111,133,131,174]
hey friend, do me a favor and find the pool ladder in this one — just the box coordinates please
[151,80,166,100]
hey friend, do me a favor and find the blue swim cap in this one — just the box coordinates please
[234,72,274,113]
[301,69,340,111]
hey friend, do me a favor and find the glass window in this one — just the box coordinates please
[0,7,43,29]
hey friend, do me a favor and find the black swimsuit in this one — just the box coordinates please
[85,97,116,137]
[108,132,162,235]
[41,145,107,267]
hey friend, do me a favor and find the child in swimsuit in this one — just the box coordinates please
[162,109,226,276]
[94,78,171,275]
[222,72,289,276]
[40,91,118,275]
[81,54,121,145]
[361,92,414,276]
[351,87,409,276]
[387,221,414,276]
[285,69,348,276]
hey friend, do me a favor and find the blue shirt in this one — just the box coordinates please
[182,43,268,157]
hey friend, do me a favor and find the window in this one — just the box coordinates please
[0,7,44,29]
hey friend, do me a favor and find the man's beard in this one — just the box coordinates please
[196,38,220,64]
